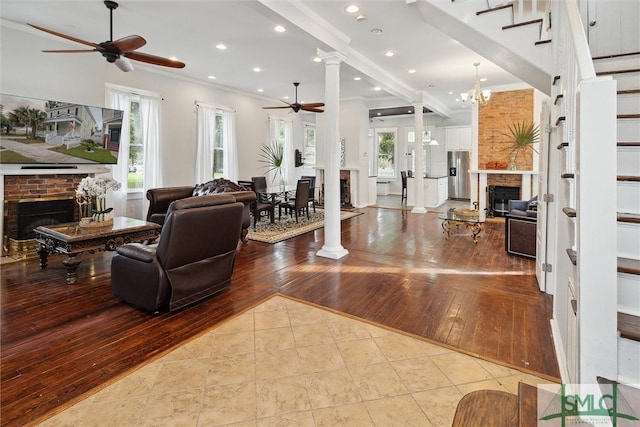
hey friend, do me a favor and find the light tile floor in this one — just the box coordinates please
[38,295,553,427]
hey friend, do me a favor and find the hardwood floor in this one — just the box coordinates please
[0,205,559,426]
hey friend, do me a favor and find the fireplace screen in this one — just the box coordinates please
[14,198,75,240]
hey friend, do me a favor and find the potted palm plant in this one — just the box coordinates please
[502,120,540,170]
[258,140,284,185]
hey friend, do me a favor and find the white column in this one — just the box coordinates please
[411,101,426,214]
[317,51,348,260]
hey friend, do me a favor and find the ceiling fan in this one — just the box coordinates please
[27,1,185,72]
[263,82,324,113]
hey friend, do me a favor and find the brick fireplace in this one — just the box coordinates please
[3,174,87,258]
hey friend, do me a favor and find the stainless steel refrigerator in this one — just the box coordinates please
[448,151,471,200]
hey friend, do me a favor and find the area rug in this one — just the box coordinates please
[247,209,362,244]
[38,295,551,427]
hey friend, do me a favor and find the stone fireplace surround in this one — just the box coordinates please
[2,172,92,258]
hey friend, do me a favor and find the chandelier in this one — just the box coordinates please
[460,62,491,105]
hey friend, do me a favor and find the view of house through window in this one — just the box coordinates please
[376,128,397,178]
[303,122,316,165]
[128,97,143,190]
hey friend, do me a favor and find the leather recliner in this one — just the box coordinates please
[111,194,244,312]
[145,178,256,242]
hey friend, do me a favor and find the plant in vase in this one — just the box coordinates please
[258,140,284,186]
[76,176,121,223]
[501,120,540,170]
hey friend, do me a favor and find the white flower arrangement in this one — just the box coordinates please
[76,176,121,221]
[76,176,121,198]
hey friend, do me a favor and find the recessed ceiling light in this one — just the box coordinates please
[353,76,362,81]
[449,91,454,95]
[356,14,367,22]
[253,67,261,72]
[408,69,416,74]
[373,86,381,91]
[385,51,394,57]
[371,28,383,35]
[313,57,322,63]
[207,75,215,80]
[284,96,289,100]
[480,77,487,82]
[345,5,359,13]
[215,43,227,50]
[274,25,286,33]
[257,88,264,93]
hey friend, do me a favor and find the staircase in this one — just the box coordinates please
[593,52,640,385]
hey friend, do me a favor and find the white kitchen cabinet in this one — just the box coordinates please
[445,126,472,151]
[406,176,447,208]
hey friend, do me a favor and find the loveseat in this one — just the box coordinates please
[146,178,255,242]
[112,194,243,312]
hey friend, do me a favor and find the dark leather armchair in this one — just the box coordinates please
[145,178,255,242]
[111,194,244,312]
[279,180,310,222]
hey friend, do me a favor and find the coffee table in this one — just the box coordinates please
[438,210,486,243]
[34,217,161,284]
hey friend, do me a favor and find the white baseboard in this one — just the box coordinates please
[551,318,571,384]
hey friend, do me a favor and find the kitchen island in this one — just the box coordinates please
[406,176,448,208]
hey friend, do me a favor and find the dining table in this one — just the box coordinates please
[260,185,297,204]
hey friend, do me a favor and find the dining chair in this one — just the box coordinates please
[300,175,316,212]
[400,171,408,203]
[246,178,275,229]
[279,179,310,223]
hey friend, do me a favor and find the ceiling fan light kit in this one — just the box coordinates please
[262,82,324,113]
[27,1,185,72]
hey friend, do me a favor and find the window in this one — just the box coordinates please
[128,97,144,189]
[213,113,224,178]
[407,129,429,174]
[303,122,316,165]
[375,128,397,178]
[195,104,239,183]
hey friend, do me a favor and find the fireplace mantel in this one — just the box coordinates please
[469,169,539,212]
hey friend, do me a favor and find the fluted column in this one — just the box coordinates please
[317,51,348,259]
[411,101,427,214]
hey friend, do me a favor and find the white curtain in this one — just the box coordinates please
[140,96,161,215]
[222,110,238,182]
[268,116,293,185]
[282,120,294,184]
[105,87,131,217]
[195,103,216,183]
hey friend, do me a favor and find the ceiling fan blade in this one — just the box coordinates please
[42,49,98,53]
[124,51,185,68]
[301,106,324,113]
[262,106,293,109]
[111,35,146,53]
[301,103,325,108]
[27,23,101,49]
